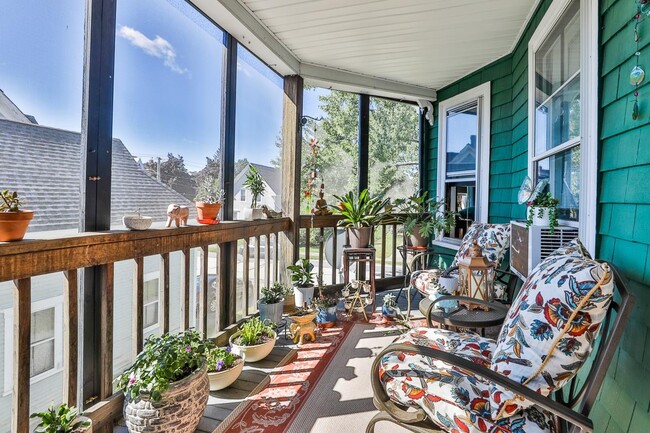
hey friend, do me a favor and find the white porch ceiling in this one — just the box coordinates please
[191,0,538,100]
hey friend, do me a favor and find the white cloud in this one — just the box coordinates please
[118,25,188,75]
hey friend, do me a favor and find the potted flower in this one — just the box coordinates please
[313,292,338,328]
[243,165,265,220]
[287,258,315,307]
[122,208,152,231]
[525,192,559,233]
[116,330,209,433]
[332,189,390,248]
[394,191,458,246]
[229,316,276,362]
[258,282,290,324]
[195,176,225,223]
[381,293,399,319]
[30,403,92,433]
[0,190,33,242]
[205,345,244,391]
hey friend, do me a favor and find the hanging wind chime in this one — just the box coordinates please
[632,1,649,120]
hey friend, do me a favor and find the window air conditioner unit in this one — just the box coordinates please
[509,220,579,280]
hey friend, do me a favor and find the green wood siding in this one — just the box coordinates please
[424,0,650,431]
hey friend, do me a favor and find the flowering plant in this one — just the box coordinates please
[206,346,241,373]
[115,329,207,402]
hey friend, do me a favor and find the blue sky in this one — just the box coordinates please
[0,0,326,173]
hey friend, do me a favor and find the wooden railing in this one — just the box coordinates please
[0,218,290,433]
[298,215,406,287]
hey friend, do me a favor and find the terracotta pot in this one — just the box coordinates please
[408,224,430,247]
[207,356,245,391]
[348,226,372,248]
[123,364,208,433]
[195,202,221,221]
[0,210,33,242]
[229,330,276,362]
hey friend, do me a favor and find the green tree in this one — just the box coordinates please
[144,153,196,201]
[193,150,222,198]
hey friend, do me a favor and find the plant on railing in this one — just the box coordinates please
[30,403,91,433]
[287,258,315,287]
[195,175,225,204]
[115,329,207,402]
[525,192,559,234]
[393,191,458,241]
[243,165,265,208]
[0,189,24,212]
[332,189,390,228]
[0,190,34,241]
[232,317,275,346]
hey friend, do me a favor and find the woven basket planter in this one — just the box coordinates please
[123,364,209,433]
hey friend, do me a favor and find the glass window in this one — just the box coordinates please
[31,308,56,377]
[112,0,227,228]
[368,97,419,199]
[144,278,160,330]
[531,0,581,222]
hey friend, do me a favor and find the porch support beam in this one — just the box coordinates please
[358,94,370,193]
[279,75,304,285]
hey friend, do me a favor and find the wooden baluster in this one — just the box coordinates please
[63,270,78,407]
[201,246,209,337]
[318,227,325,284]
[255,236,261,301]
[274,233,280,282]
[161,253,170,334]
[243,238,250,316]
[99,263,114,399]
[305,226,310,261]
[265,233,271,288]
[331,227,338,285]
[133,257,144,357]
[381,225,387,279]
[392,224,398,277]
[182,248,190,330]
[12,278,30,433]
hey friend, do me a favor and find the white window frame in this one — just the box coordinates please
[527,0,598,255]
[3,296,64,395]
[436,82,491,250]
[143,271,161,333]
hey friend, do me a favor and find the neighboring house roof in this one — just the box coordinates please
[233,162,281,196]
[0,118,194,232]
[0,89,34,124]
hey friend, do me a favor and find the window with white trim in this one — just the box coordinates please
[3,296,63,395]
[143,276,160,332]
[437,83,491,243]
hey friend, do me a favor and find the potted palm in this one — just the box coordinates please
[30,403,92,433]
[287,258,315,307]
[205,345,244,391]
[195,176,225,223]
[332,189,390,248]
[229,316,277,362]
[116,330,209,433]
[525,192,559,233]
[394,192,458,246]
[0,190,33,242]
[243,165,265,220]
[258,282,290,324]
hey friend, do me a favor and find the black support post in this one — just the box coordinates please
[358,94,370,193]
[221,34,237,220]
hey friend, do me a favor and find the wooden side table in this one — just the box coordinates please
[343,248,376,310]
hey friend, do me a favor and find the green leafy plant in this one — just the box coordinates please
[115,329,207,402]
[312,294,338,309]
[30,403,90,433]
[259,282,291,304]
[243,165,265,208]
[290,307,315,317]
[525,192,560,234]
[205,345,241,372]
[287,258,315,287]
[234,316,275,346]
[0,190,24,212]
[332,189,390,228]
[394,191,458,239]
[195,175,225,204]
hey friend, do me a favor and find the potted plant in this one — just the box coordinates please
[381,293,399,319]
[332,189,390,248]
[243,165,265,220]
[287,258,315,307]
[229,316,276,362]
[115,330,209,433]
[394,192,458,246]
[122,208,153,231]
[30,403,92,433]
[525,191,559,233]
[258,282,290,324]
[313,292,338,328]
[205,345,244,391]
[195,176,225,223]
[0,190,33,242]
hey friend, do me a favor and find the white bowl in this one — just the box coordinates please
[122,215,153,230]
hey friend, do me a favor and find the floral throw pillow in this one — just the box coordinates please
[489,239,614,419]
[452,223,511,268]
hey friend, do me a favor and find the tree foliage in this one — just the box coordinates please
[144,153,196,201]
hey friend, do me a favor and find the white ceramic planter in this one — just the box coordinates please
[229,330,276,362]
[122,215,152,231]
[207,356,245,391]
[243,207,264,221]
[293,285,315,308]
[531,206,551,226]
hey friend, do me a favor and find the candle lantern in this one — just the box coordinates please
[457,240,495,310]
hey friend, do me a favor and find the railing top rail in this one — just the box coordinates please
[298,214,407,228]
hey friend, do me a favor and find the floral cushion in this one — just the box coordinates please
[379,328,556,433]
[452,223,511,268]
[490,239,614,419]
[411,269,444,296]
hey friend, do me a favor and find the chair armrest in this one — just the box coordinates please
[426,295,509,327]
[370,342,594,433]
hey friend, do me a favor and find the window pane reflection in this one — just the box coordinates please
[536,146,580,221]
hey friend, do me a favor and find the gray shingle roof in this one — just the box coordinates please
[0,118,194,232]
[234,162,281,195]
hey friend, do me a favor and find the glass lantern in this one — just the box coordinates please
[457,240,495,309]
